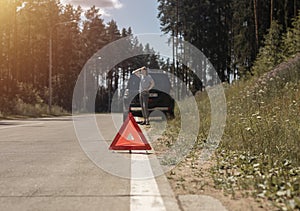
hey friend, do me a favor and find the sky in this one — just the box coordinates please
[61,0,162,34]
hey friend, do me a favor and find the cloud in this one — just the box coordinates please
[62,0,123,9]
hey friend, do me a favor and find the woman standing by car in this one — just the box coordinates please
[132,66,155,125]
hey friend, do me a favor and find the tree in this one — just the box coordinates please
[231,0,257,77]
[281,11,300,60]
[54,4,84,109]
[158,0,232,85]
[252,20,283,76]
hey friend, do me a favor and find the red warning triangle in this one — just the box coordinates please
[109,113,152,150]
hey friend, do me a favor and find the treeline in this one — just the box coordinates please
[0,0,162,115]
[1,0,300,116]
[157,0,300,82]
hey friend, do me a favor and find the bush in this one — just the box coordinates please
[17,82,43,105]
[0,81,67,117]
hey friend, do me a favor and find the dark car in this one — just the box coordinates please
[123,70,175,121]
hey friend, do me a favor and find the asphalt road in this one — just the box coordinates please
[0,114,180,211]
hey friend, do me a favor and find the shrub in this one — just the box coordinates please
[16,82,43,105]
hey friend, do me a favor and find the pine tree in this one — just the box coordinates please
[252,20,283,76]
[231,0,256,77]
[281,11,300,60]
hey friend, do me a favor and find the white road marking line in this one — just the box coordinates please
[130,153,166,211]
[0,122,43,130]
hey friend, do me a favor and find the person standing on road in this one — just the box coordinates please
[132,66,155,125]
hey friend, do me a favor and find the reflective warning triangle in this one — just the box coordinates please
[109,113,152,150]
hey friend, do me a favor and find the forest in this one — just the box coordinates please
[158,0,299,79]
[0,0,162,115]
[0,0,299,116]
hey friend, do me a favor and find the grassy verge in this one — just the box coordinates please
[214,55,300,210]
[164,54,300,210]
[0,100,69,120]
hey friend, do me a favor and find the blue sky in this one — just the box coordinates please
[62,0,162,34]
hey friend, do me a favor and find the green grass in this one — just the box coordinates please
[221,56,300,163]
[165,54,300,210]
[213,55,300,210]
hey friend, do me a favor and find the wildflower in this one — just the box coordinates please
[245,127,251,131]
[261,80,267,85]
[253,163,260,168]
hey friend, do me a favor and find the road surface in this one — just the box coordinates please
[0,114,180,211]
[0,114,227,211]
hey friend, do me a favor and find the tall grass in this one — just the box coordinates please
[0,99,67,119]
[165,55,300,210]
[14,99,67,117]
[210,55,300,210]
[0,82,68,118]
[222,55,300,164]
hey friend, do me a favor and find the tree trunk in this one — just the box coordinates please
[13,0,18,81]
[284,0,288,30]
[253,0,259,51]
[295,0,297,17]
[270,0,273,25]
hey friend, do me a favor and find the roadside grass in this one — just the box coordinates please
[0,82,69,120]
[0,99,68,119]
[164,55,300,210]
[212,55,300,210]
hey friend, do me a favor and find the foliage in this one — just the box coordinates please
[231,0,257,77]
[14,99,67,117]
[0,0,165,116]
[252,21,283,76]
[211,150,300,210]
[17,82,43,105]
[282,12,300,60]
[252,11,300,77]
[157,0,300,79]
[164,43,300,211]
[208,55,300,210]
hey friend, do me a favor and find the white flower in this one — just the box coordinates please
[258,89,264,93]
